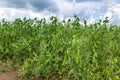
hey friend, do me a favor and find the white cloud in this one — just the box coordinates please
[100,1,120,25]
[54,0,105,23]
[54,0,103,16]
[0,7,56,21]
[0,0,120,25]
[53,0,74,16]
[53,0,120,24]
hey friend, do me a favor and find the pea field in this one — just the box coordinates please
[0,16,120,80]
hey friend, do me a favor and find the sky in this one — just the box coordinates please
[0,0,120,24]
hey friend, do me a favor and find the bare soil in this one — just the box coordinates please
[0,64,60,80]
[0,64,18,80]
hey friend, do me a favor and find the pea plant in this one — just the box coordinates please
[0,16,120,80]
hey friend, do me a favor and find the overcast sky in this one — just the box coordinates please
[0,0,120,24]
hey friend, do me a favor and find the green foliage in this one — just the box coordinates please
[0,16,120,80]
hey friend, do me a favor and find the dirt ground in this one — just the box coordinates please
[0,64,18,80]
[0,64,59,80]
